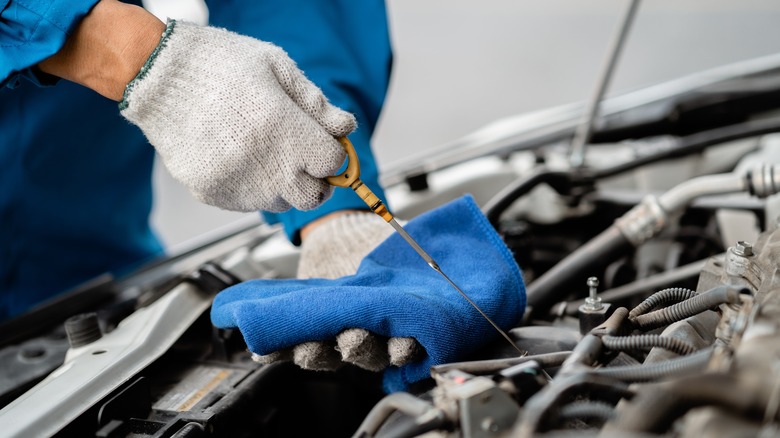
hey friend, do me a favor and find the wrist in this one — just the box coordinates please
[38,0,165,101]
[300,210,368,241]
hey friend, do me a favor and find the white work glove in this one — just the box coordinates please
[251,212,425,372]
[120,20,355,212]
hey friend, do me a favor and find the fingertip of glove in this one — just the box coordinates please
[293,341,342,371]
[336,329,389,372]
[388,337,425,367]
[321,108,358,138]
[251,350,290,364]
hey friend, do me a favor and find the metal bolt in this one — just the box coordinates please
[584,277,603,311]
[733,241,754,257]
[481,417,500,432]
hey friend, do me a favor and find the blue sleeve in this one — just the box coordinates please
[207,0,393,244]
[0,0,99,88]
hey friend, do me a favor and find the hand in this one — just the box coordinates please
[251,211,424,372]
[120,20,355,212]
[40,4,354,213]
[211,196,527,392]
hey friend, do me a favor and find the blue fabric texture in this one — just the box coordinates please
[0,0,99,88]
[0,80,163,320]
[211,195,527,392]
[0,1,391,320]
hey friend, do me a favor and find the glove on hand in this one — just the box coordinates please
[211,195,527,392]
[250,212,424,372]
[297,212,394,279]
[120,20,355,212]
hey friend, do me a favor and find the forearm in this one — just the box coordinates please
[38,0,165,101]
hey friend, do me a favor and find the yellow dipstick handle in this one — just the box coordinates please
[327,137,393,222]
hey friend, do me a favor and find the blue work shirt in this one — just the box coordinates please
[0,0,391,320]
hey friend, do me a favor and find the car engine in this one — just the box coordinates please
[4,53,780,437]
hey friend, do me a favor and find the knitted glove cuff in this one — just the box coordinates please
[119,19,176,111]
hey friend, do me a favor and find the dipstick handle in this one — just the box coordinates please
[350,180,393,222]
[327,137,393,222]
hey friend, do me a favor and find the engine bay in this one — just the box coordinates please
[4,55,780,437]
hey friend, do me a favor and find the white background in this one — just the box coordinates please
[150,0,780,247]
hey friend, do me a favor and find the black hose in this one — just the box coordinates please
[517,373,632,438]
[593,307,629,336]
[526,225,632,313]
[430,351,572,376]
[608,373,771,434]
[591,347,712,382]
[482,168,583,226]
[558,400,616,422]
[352,393,447,438]
[559,335,603,376]
[633,285,744,330]
[601,334,696,355]
[628,287,697,319]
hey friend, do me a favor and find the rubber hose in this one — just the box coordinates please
[352,393,447,438]
[608,373,770,434]
[517,373,632,438]
[628,287,697,319]
[596,307,629,336]
[483,169,575,226]
[558,400,616,422]
[592,347,711,382]
[430,351,572,376]
[560,334,603,376]
[601,334,696,355]
[633,286,743,330]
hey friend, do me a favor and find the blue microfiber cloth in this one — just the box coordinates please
[211,195,526,392]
